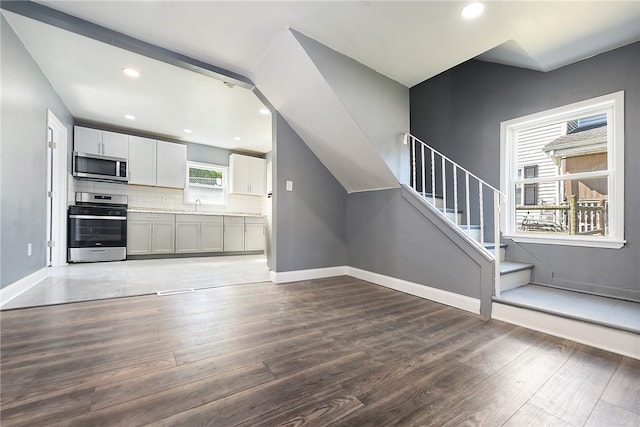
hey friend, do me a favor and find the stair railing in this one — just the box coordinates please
[404,133,505,296]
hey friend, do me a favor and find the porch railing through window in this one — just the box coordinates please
[404,133,505,296]
[516,196,607,236]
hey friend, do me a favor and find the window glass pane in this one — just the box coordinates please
[185,162,227,205]
[188,167,223,187]
[514,111,610,238]
[515,176,608,236]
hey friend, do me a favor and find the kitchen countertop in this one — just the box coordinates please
[127,208,264,217]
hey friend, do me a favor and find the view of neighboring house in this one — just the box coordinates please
[516,114,609,236]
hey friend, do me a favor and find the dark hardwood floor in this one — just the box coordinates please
[1,276,638,426]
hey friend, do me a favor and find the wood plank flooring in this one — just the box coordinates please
[1,276,638,426]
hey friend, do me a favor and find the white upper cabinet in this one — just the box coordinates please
[74,126,101,155]
[74,126,128,158]
[156,141,186,189]
[101,131,129,158]
[128,136,157,186]
[128,138,186,189]
[230,153,266,196]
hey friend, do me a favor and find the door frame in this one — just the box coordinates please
[46,109,68,267]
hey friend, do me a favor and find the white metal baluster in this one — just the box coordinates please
[465,173,471,236]
[479,182,484,245]
[453,165,459,226]
[431,149,436,206]
[494,191,501,297]
[421,143,426,198]
[442,156,447,219]
[411,136,416,191]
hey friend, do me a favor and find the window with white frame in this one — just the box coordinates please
[184,161,228,206]
[500,91,625,248]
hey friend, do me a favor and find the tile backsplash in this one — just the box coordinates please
[69,176,265,215]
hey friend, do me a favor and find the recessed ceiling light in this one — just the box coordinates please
[461,2,484,20]
[122,68,140,78]
[233,136,241,141]
[124,114,136,120]
[184,129,193,133]
[259,108,270,115]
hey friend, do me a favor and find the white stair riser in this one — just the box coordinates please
[425,196,444,209]
[443,211,462,223]
[501,268,531,292]
[490,247,506,261]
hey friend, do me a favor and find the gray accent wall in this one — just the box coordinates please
[1,16,73,288]
[348,186,494,315]
[273,113,348,272]
[410,42,640,301]
[293,30,410,185]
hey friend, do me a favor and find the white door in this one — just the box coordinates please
[46,110,68,267]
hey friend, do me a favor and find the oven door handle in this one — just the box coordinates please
[69,215,127,220]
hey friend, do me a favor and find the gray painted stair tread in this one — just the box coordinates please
[422,192,443,199]
[438,207,463,214]
[500,261,533,275]
[494,284,640,334]
[484,242,507,249]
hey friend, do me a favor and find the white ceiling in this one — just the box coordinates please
[3,1,639,154]
[2,10,273,153]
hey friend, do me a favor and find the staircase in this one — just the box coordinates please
[405,134,533,296]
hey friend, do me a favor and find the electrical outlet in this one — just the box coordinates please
[27,243,32,256]
[286,180,293,192]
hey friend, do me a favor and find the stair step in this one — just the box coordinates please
[493,284,640,334]
[437,208,462,223]
[484,242,506,261]
[499,261,533,292]
[421,193,444,208]
[500,261,534,274]
[484,242,507,249]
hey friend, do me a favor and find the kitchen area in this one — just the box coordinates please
[3,124,272,309]
[68,125,269,264]
[1,8,274,309]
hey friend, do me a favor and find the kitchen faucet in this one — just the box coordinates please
[195,198,201,212]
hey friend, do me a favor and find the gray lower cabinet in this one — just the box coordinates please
[245,217,266,251]
[128,212,265,256]
[223,216,245,252]
[175,214,223,253]
[127,212,175,255]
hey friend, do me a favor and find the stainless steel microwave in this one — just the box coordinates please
[72,152,128,182]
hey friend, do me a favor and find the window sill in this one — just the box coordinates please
[503,234,625,249]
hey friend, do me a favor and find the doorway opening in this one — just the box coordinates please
[46,110,68,267]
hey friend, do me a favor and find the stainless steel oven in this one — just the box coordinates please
[68,193,128,263]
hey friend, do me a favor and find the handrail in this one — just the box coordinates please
[405,133,503,195]
[405,133,504,297]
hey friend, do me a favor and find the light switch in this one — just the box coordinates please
[286,180,293,192]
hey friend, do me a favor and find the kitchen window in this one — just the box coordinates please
[500,91,625,248]
[184,161,227,205]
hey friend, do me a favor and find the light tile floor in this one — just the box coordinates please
[1,255,271,310]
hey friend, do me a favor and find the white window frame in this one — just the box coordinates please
[500,91,625,249]
[184,161,228,206]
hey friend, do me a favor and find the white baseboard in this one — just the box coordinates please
[0,268,48,308]
[347,267,481,314]
[492,302,640,359]
[270,266,348,284]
